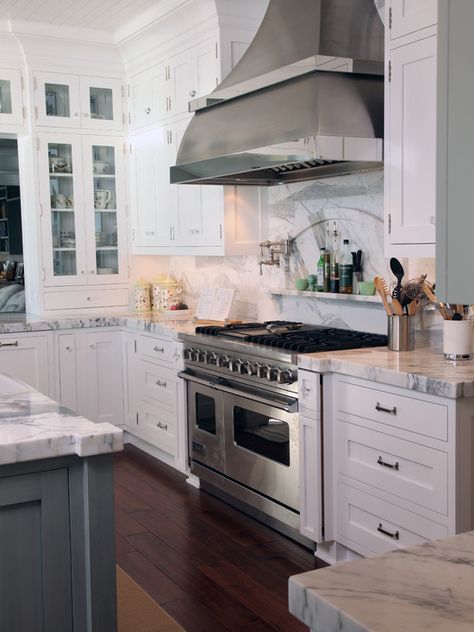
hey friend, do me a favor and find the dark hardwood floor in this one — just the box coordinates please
[114,445,327,632]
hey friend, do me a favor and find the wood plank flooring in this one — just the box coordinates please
[114,445,327,632]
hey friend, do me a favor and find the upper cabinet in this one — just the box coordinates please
[0,68,24,127]
[384,0,438,257]
[389,0,438,40]
[34,72,125,131]
[37,132,128,307]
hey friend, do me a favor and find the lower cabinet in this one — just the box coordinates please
[0,454,117,632]
[122,332,186,471]
[56,329,123,425]
[327,375,472,558]
[0,332,53,396]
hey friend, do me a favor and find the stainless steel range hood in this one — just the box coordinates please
[170,0,384,186]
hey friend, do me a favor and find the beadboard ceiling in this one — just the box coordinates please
[0,0,163,32]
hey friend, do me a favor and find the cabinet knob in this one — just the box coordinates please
[74,112,80,117]
[84,112,90,118]
[86,296,91,301]
[189,90,197,97]
[90,270,96,274]
[81,270,85,275]
[65,345,72,351]
[145,107,151,114]
[90,344,96,350]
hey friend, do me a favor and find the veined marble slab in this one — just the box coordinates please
[0,373,123,465]
[289,530,474,632]
[298,332,474,399]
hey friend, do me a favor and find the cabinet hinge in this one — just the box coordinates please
[41,268,45,281]
[132,228,136,241]
[389,6,392,30]
[129,143,132,155]
[33,77,37,90]
[136,412,139,425]
[121,85,126,98]
[20,75,24,90]
[122,112,126,125]
[388,213,392,235]
[36,137,40,151]
[125,203,129,218]
[388,60,392,83]
[219,223,223,240]
[35,105,38,119]
[215,42,218,59]
[134,339,137,353]
[128,112,131,125]
[39,203,43,217]
[22,106,26,119]
[127,84,131,97]
[169,130,172,144]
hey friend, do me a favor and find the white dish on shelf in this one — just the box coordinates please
[93,160,109,174]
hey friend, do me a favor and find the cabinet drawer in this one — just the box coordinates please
[137,399,176,455]
[337,483,448,556]
[336,421,448,515]
[139,360,177,408]
[137,334,178,366]
[44,288,128,310]
[336,380,448,441]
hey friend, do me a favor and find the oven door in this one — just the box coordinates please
[224,393,299,512]
[186,378,225,472]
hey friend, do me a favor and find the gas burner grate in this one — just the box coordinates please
[244,328,387,353]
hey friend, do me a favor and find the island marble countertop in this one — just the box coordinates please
[289,530,474,632]
[0,372,123,465]
[298,332,474,399]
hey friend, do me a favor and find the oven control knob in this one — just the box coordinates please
[237,360,251,375]
[245,362,257,376]
[183,348,193,360]
[205,352,218,365]
[216,354,230,368]
[229,358,243,373]
[256,363,269,379]
[266,366,278,381]
[276,369,295,385]
[191,348,202,362]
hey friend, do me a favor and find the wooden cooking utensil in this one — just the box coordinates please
[392,298,404,316]
[374,276,393,316]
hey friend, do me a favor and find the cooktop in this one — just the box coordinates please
[195,321,387,354]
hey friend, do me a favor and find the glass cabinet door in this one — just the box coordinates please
[84,138,126,283]
[35,72,81,128]
[80,77,124,131]
[0,69,23,126]
[48,142,78,278]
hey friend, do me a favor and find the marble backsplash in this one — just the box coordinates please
[132,169,437,336]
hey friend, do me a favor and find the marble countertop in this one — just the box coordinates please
[289,530,474,632]
[298,332,474,399]
[0,372,123,465]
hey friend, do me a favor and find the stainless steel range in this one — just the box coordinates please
[179,321,387,546]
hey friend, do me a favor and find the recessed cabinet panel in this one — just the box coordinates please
[194,38,219,97]
[390,0,438,40]
[129,64,167,130]
[169,49,193,118]
[386,36,437,247]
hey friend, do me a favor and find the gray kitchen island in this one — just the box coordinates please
[0,372,123,632]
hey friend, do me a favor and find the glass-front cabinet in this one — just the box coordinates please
[38,133,127,287]
[0,69,23,126]
[34,72,124,131]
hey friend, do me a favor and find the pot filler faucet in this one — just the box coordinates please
[259,239,292,275]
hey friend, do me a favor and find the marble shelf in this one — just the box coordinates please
[270,289,382,304]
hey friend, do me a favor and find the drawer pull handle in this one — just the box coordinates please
[155,379,167,388]
[0,341,19,348]
[156,421,168,430]
[377,456,399,471]
[153,346,165,353]
[375,402,397,415]
[377,523,400,540]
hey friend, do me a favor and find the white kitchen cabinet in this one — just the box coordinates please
[385,36,437,252]
[0,69,24,127]
[77,330,123,426]
[0,333,52,396]
[328,374,474,559]
[34,72,124,131]
[130,128,171,248]
[298,370,323,543]
[384,1,438,257]
[168,37,219,119]
[128,63,167,129]
[37,132,128,308]
[389,0,438,40]
[57,332,79,412]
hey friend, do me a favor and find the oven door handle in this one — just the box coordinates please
[178,371,298,413]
